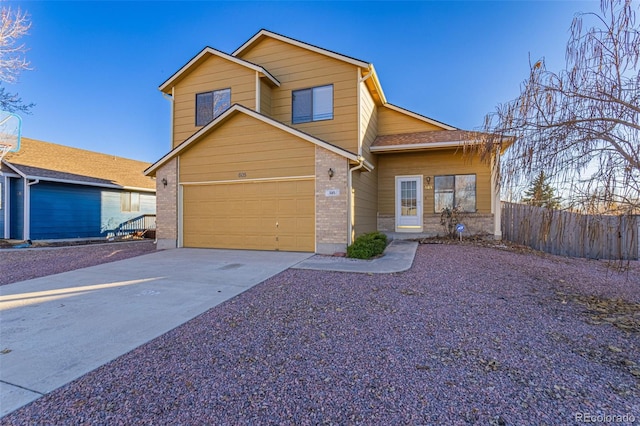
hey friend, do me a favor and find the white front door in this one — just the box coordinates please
[395,176,423,232]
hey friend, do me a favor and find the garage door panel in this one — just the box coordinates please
[296,199,315,215]
[260,199,278,213]
[183,180,315,252]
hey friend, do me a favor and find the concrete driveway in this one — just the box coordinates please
[0,248,312,416]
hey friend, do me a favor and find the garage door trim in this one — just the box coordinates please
[179,177,316,252]
[180,175,315,186]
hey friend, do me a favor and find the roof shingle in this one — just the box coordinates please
[371,130,482,150]
[2,138,155,190]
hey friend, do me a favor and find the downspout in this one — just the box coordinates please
[348,67,375,244]
[255,72,261,113]
[177,156,182,248]
[347,157,365,245]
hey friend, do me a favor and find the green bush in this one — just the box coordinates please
[346,231,388,259]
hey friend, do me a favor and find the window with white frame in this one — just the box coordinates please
[121,192,140,213]
[434,174,476,212]
[292,84,333,124]
[196,88,231,126]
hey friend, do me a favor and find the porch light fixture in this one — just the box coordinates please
[328,168,334,179]
[425,176,433,190]
[161,177,168,187]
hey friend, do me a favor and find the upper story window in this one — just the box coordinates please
[434,174,477,213]
[196,88,231,126]
[292,84,333,124]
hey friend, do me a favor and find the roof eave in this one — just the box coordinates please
[370,140,480,153]
[159,46,281,94]
[4,160,155,191]
[365,65,387,105]
[145,104,359,176]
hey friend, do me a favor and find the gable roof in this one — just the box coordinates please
[232,29,389,105]
[370,130,484,152]
[145,104,372,176]
[159,46,280,94]
[2,138,155,191]
[233,29,371,69]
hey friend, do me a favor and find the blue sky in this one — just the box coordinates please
[9,0,595,163]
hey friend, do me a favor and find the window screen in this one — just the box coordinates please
[292,85,333,124]
[196,88,231,126]
[434,174,476,212]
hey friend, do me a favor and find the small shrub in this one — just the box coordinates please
[440,206,465,239]
[347,231,388,259]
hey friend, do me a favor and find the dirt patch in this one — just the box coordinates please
[3,244,638,424]
[0,240,157,285]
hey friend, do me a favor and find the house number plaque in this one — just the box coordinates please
[325,189,340,197]
[238,172,247,178]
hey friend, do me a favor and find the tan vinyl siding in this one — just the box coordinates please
[352,167,378,236]
[359,80,378,161]
[378,149,492,215]
[352,78,379,237]
[179,113,314,183]
[377,106,445,136]
[238,37,359,153]
[173,55,256,148]
[260,79,272,116]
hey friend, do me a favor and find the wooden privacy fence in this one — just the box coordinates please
[501,202,639,260]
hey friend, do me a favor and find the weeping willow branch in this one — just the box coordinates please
[479,0,640,214]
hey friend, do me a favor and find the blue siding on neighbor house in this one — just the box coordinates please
[99,190,156,235]
[0,179,4,237]
[29,182,156,240]
[10,178,24,239]
[30,182,102,239]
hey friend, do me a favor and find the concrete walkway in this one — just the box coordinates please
[293,240,418,273]
[0,249,312,417]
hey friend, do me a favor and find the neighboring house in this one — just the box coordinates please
[0,138,156,240]
[146,29,504,253]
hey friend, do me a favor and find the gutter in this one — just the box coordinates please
[369,140,473,153]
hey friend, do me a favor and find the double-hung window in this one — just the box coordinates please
[434,174,476,212]
[196,88,231,126]
[292,84,333,124]
[121,192,140,213]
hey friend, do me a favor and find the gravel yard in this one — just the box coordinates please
[2,243,639,425]
[0,240,156,286]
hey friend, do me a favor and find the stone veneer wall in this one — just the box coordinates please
[315,146,348,254]
[378,213,495,237]
[154,158,178,249]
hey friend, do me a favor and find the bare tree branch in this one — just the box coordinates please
[0,2,32,113]
[480,0,640,215]
[0,4,30,84]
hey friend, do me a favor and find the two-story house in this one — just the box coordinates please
[145,29,503,253]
